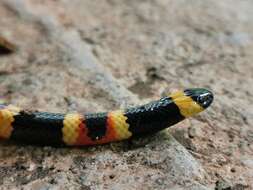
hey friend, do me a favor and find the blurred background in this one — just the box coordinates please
[0,0,252,189]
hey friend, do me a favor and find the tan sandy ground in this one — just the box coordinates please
[0,1,252,189]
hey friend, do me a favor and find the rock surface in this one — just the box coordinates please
[0,0,252,189]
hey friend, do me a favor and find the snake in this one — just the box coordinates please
[0,88,213,146]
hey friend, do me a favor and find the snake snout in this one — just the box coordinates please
[184,88,213,109]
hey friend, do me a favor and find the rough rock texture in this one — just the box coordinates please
[0,0,252,189]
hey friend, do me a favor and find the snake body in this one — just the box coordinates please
[0,88,213,146]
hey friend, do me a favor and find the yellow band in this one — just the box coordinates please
[170,91,204,117]
[108,110,132,140]
[62,113,81,145]
[0,105,20,139]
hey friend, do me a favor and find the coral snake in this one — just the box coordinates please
[0,88,213,146]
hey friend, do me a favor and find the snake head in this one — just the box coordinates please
[184,88,213,109]
[170,88,213,117]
